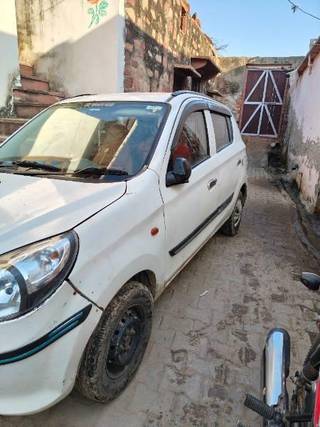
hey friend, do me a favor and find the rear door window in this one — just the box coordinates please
[211,113,233,152]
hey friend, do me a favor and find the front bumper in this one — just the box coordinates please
[0,281,101,415]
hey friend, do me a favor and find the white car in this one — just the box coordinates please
[0,91,247,415]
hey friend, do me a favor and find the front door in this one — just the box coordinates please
[159,103,221,282]
[240,66,289,138]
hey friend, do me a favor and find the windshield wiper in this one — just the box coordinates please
[0,160,62,172]
[73,167,129,177]
[0,161,129,178]
[0,161,14,168]
[12,160,62,172]
[105,168,129,176]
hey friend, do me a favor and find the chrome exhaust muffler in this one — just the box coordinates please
[263,328,291,412]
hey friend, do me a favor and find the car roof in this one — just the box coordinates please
[60,91,231,114]
[61,92,172,104]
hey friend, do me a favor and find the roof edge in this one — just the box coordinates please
[297,37,320,76]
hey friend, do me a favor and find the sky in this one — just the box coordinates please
[189,0,320,57]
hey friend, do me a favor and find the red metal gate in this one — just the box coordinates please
[240,66,289,138]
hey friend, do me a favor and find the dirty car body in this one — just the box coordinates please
[0,92,247,415]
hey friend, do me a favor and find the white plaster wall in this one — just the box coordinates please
[17,0,125,95]
[0,0,19,107]
[290,56,320,142]
[287,54,320,211]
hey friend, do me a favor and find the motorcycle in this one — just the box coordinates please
[242,272,320,426]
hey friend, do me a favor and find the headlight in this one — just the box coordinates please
[0,231,78,321]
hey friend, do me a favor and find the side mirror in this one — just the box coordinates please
[166,157,192,187]
[301,272,320,291]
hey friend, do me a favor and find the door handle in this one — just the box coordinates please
[208,178,217,190]
[237,159,242,166]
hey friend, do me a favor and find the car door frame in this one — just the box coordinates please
[208,104,246,222]
[158,98,226,284]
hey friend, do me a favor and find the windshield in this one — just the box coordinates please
[0,101,168,179]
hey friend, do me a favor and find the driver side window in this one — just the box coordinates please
[170,111,209,170]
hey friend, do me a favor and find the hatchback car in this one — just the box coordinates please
[0,91,247,415]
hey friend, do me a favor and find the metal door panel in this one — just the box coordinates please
[240,67,288,138]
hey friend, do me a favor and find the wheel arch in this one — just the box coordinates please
[240,183,248,203]
[130,270,157,298]
[101,269,158,304]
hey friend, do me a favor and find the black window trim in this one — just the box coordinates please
[168,100,211,173]
[226,116,234,142]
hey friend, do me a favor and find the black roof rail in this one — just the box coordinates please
[66,93,96,99]
[171,90,213,101]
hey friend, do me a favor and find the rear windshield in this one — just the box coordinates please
[0,101,168,180]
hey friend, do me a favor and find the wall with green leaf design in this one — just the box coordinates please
[16,0,125,95]
[0,0,19,107]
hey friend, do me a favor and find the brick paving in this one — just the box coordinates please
[1,143,319,427]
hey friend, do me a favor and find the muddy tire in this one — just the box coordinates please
[221,193,245,237]
[76,281,153,402]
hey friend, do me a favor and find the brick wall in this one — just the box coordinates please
[124,0,217,92]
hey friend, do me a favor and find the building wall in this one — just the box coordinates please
[0,0,19,109]
[215,56,303,120]
[284,54,320,213]
[124,0,216,92]
[15,0,125,95]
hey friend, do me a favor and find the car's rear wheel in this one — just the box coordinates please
[76,281,153,402]
[221,193,245,236]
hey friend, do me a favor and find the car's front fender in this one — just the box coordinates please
[70,170,166,308]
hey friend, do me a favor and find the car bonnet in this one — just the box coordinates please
[0,172,126,255]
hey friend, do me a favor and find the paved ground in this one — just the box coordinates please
[1,142,319,427]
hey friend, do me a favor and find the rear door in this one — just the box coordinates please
[208,108,245,216]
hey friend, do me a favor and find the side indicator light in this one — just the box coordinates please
[151,227,159,236]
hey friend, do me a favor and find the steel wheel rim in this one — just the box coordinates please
[106,306,145,378]
[233,199,243,228]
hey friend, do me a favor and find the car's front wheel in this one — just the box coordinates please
[221,193,245,236]
[76,281,153,402]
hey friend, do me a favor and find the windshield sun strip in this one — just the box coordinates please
[0,101,171,182]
